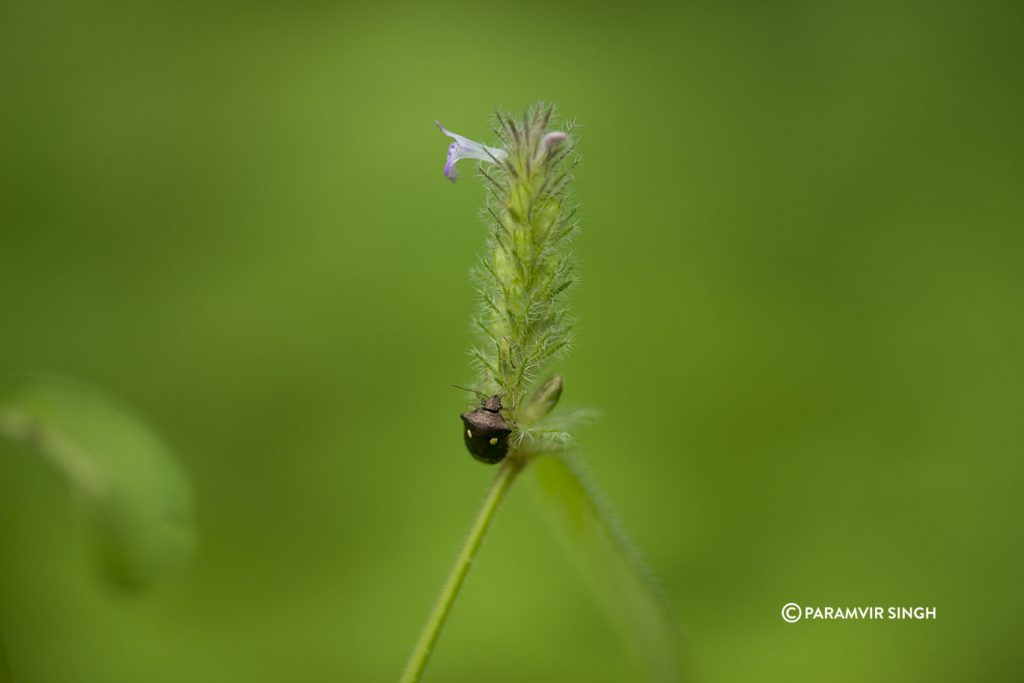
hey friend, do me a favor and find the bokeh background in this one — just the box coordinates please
[1,1,1022,681]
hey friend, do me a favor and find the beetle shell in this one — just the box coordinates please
[460,395,512,464]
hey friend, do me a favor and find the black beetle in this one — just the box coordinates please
[460,394,512,464]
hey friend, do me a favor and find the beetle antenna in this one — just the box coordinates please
[452,384,487,401]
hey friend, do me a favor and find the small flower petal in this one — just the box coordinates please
[436,120,508,183]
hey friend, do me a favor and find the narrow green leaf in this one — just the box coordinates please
[0,376,194,588]
[530,454,688,683]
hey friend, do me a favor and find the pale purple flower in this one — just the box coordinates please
[436,120,508,183]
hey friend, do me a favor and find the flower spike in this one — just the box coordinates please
[436,120,508,183]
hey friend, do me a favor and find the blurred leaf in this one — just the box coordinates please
[0,376,193,588]
[530,454,687,683]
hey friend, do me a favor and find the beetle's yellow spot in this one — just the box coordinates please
[489,437,498,445]
[466,429,472,438]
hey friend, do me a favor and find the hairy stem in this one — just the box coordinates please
[399,457,524,683]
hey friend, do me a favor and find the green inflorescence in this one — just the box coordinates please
[469,105,580,443]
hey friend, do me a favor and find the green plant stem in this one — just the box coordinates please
[399,457,524,683]
[0,627,11,683]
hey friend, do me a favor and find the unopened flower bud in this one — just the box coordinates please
[522,376,564,425]
[542,131,568,151]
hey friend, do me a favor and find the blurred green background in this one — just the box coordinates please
[1,1,1022,681]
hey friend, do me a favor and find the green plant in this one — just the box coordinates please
[400,106,686,683]
[0,375,194,679]
[0,377,193,587]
